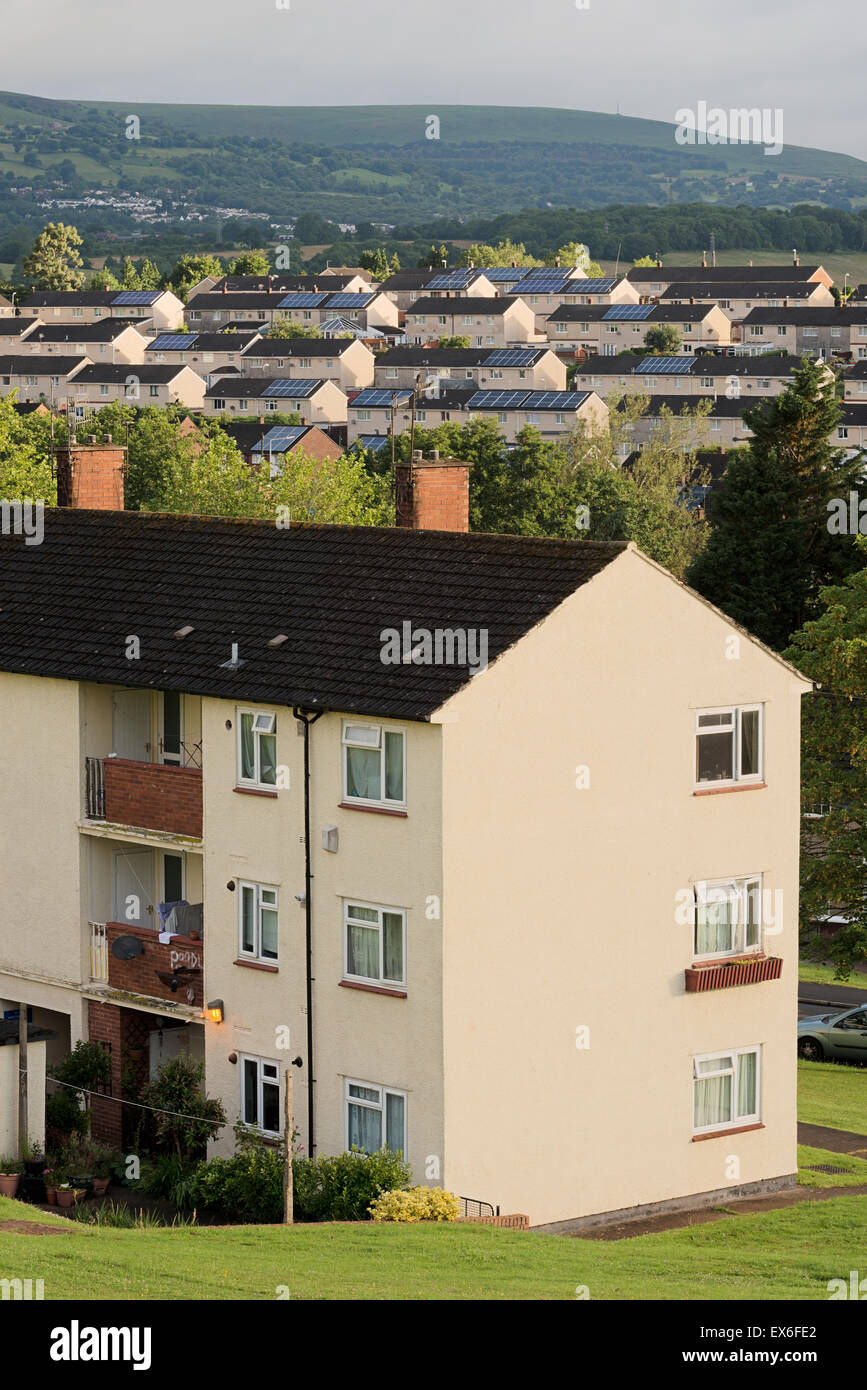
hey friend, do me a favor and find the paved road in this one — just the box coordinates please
[798,979,867,1019]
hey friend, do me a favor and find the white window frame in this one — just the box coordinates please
[343,899,406,987]
[341,721,406,809]
[692,1045,761,1136]
[238,881,279,964]
[344,1078,407,1155]
[692,875,763,960]
[237,707,278,789]
[241,1054,281,1138]
[694,704,763,788]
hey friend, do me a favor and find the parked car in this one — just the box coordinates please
[797,1005,867,1062]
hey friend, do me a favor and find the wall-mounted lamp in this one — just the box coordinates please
[207,999,224,1024]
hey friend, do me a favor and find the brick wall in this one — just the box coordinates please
[396,456,470,532]
[104,759,203,837]
[106,921,204,1009]
[56,445,125,511]
[87,1001,162,1149]
[87,1000,122,1147]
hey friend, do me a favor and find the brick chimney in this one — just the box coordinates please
[56,436,125,510]
[396,449,470,532]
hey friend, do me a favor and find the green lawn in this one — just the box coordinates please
[0,1193,864,1300]
[798,1059,867,1134]
[797,1145,867,1187]
[798,960,867,988]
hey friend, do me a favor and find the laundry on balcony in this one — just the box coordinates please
[158,901,203,940]
[157,900,186,930]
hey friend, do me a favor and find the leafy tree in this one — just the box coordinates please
[457,239,541,269]
[22,222,85,290]
[50,1041,112,1123]
[137,1059,225,1161]
[84,268,120,291]
[121,256,141,289]
[137,259,162,290]
[358,248,391,280]
[687,360,864,648]
[0,393,56,502]
[785,545,867,977]
[388,252,401,272]
[555,242,603,277]
[228,251,270,276]
[644,324,682,354]
[437,335,471,349]
[293,212,337,244]
[417,243,450,268]
[166,253,224,301]
[265,317,322,339]
[633,255,659,267]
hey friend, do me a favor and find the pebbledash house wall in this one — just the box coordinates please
[0,672,88,1046]
[436,546,807,1228]
[200,700,446,1185]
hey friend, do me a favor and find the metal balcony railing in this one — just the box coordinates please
[85,756,106,819]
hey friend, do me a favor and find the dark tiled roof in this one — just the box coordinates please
[0,317,40,336]
[661,282,825,300]
[212,275,357,293]
[550,304,717,323]
[626,265,823,283]
[146,332,260,353]
[72,364,189,383]
[742,307,867,325]
[241,338,356,358]
[205,377,328,399]
[20,321,147,344]
[846,361,867,378]
[574,352,796,377]
[0,354,87,374]
[407,297,517,316]
[0,511,626,721]
[619,393,752,418]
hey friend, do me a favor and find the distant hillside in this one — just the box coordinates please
[1,92,867,236]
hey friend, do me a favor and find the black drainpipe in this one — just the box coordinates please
[293,705,323,1155]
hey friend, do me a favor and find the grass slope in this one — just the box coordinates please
[1,91,865,178]
[0,1194,863,1300]
[798,1059,867,1134]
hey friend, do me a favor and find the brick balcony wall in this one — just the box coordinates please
[105,921,204,1008]
[685,955,783,992]
[103,758,203,838]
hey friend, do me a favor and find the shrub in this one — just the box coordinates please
[188,1143,284,1223]
[137,1059,226,1161]
[292,1147,411,1223]
[45,1089,88,1143]
[369,1186,460,1223]
[136,1154,197,1203]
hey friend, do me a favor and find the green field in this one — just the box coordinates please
[798,1059,867,1133]
[0,1193,864,1300]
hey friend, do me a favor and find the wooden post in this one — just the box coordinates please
[283,1068,294,1225]
[17,1003,28,1161]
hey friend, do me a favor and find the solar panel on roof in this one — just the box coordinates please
[425,271,475,290]
[353,389,412,407]
[634,356,695,374]
[149,333,198,351]
[112,291,159,306]
[262,378,321,398]
[483,349,538,366]
[352,435,391,453]
[478,267,524,280]
[325,293,373,308]
[571,279,617,292]
[603,305,654,321]
[521,391,584,411]
[251,426,308,452]
[276,293,328,308]
[513,278,571,294]
[465,389,530,410]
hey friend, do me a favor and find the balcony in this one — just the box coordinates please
[90,920,204,1009]
[685,955,783,993]
[85,749,203,839]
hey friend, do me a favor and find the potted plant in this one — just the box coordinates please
[89,1141,115,1197]
[23,1140,47,1178]
[0,1158,22,1198]
[56,1180,75,1209]
[43,1169,58,1204]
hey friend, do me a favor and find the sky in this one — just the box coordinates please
[2,0,864,162]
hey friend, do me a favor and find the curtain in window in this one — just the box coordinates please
[240,713,255,780]
[347,917,380,979]
[262,1079,280,1134]
[241,887,256,954]
[346,746,380,800]
[348,1102,382,1153]
[737,1051,757,1117]
[261,906,278,960]
[385,1093,405,1154]
[243,1060,258,1125]
[740,710,759,777]
[384,733,403,801]
[260,732,277,785]
[694,1070,732,1129]
[696,888,734,955]
[383,913,403,981]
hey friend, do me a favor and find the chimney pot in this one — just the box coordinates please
[395,454,470,532]
[105,433,112,444]
[88,435,96,444]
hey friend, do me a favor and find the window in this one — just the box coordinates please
[212,398,225,411]
[238,709,277,787]
[758,378,770,389]
[700,376,714,388]
[265,400,279,412]
[749,326,764,337]
[344,901,405,986]
[238,399,248,411]
[342,722,405,807]
[490,369,503,380]
[385,368,399,379]
[72,307,83,319]
[345,1080,406,1155]
[149,385,159,398]
[461,316,473,326]
[525,412,540,424]
[355,408,371,421]
[693,876,762,958]
[838,427,849,440]
[859,326,867,338]
[556,323,568,334]
[710,419,721,432]
[803,327,818,338]
[498,411,507,423]
[239,882,278,962]
[242,1056,281,1136]
[695,705,762,786]
[693,1047,760,1135]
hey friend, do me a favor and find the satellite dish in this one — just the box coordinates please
[111,935,144,961]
